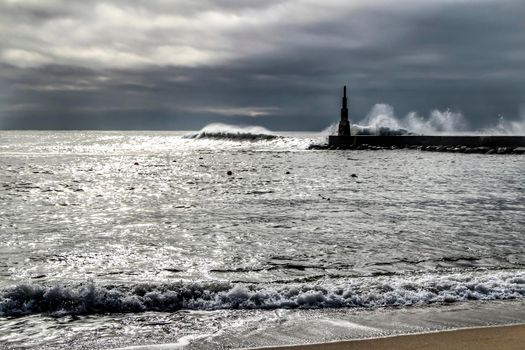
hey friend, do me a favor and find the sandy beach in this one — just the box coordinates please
[253,324,525,350]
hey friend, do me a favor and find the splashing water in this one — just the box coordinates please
[340,103,525,136]
[482,115,525,135]
[321,122,339,136]
[352,104,467,136]
[359,104,402,130]
[405,109,467,134]
[351,104,408,136]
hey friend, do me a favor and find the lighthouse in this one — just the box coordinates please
[338,86,351,136]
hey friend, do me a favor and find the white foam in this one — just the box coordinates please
[1,270,524,317]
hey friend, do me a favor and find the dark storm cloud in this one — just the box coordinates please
[0,0,524,130]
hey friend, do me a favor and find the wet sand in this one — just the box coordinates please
[252,324,525,350]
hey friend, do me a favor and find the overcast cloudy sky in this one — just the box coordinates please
[1,0,524,130]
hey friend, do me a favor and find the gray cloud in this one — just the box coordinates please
[0,0,524,130]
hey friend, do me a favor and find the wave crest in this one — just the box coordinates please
[1,271,524,317]
[185,123,280,141]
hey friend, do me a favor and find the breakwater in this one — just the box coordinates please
[310,135,525,153]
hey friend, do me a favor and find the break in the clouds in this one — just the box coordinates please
[0,0,524,130]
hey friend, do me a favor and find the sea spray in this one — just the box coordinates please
[321,123,339,136]
[360,104,402,131]
[344,103,524,136]
[351,104,467,136]
[483,115,525,135]
[405,109,467,134]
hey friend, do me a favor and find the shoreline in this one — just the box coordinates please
[250,323,525,350]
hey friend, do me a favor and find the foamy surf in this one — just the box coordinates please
[1,270,523,317]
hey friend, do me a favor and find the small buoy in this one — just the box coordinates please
[134,162,139,166]
[227,170,233,176]
[285,171,290,174]
[351,174,357,178]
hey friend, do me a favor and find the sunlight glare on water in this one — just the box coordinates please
[0,130,524,349]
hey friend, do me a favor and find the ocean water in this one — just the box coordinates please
[0,128,524,349]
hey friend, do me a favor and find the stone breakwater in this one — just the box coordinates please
[309,143,525,154]
[313,135,525,153]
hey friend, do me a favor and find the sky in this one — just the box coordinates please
[0,0,524,131]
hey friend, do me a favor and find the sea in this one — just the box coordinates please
[0,125,524,349]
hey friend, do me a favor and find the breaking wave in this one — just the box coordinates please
[483,115,525,135]
[349,104,525,136]
[1,271,523,317]
[351,104,467,136]
[185,123,281,141]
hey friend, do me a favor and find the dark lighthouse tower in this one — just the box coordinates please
[338,86,351,136]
